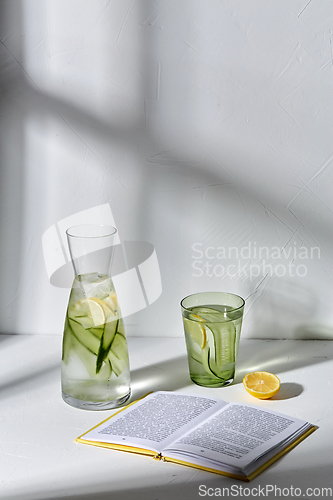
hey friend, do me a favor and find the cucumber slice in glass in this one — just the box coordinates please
[68,318,101,355]
[209,321,236,377]
[96,318,118,374]
[66,326,111,380]
[107,333,129,376]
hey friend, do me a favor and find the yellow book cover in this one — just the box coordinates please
[75,391,317,481]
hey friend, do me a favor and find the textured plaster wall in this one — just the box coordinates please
[0,0,332,338]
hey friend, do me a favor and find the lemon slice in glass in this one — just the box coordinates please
[243,371,281,399]
[183,316,207,349]
[87,298,106,326]
[72,298,106,326]
[89,297,116,322]
[103,292,118,314]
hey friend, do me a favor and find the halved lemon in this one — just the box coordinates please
[183,316,207,349]
[243,371,281,399]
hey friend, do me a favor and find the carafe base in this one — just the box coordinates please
[62,390,131,411]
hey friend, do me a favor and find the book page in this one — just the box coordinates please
[79,391,227,453]
[164,403,310,472]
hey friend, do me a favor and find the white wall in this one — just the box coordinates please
[1,0,332,339]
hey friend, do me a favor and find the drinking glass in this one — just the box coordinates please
[181,292,245,387]
[61,224,131,410]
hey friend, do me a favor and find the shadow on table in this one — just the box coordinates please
[0,334,60,400]
[126,338,333,403]
[0,333,19,343]
[17,463,331,500]
[0,362,60,400]
[271,382,304,400]
[129,338,332,402]
[129,355,190,402]
[0,338,330,402]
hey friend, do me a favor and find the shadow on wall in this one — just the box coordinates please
[234,339,333,385]
[23,85,331,339]
[246,279,333,339]
[293,323,333,339]
[0,1,331,339]
[0,2,26,335]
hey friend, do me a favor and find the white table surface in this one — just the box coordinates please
[0,334,332,500]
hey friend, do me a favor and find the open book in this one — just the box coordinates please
[76,391,316,481]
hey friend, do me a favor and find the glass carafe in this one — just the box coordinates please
[61,224,131,410]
